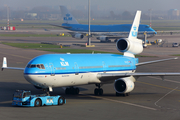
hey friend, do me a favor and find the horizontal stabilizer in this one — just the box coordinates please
[136,57,178,66]
[2,57,24,71]
[2,57,7,68]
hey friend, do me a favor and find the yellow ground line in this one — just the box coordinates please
[80,93,157,111]
[136,81,180,91]
[0,51,31,60]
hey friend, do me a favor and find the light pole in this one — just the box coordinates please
[149,9,152,28]
[87,0,91,46]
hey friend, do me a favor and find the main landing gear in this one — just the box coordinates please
[116,92,130,97]
[94,84,103,96]
[65,87,79,95]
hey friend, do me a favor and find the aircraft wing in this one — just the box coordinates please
[97,57,180,82]
[97,72,180,82]
[2,57,24,71]
[157,31,180,35]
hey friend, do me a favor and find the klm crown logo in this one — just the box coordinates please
[132,26,137,37]
[64,13,72,21]
[133,26,137,30]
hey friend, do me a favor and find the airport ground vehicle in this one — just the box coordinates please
[12,90,66,107]
[172,43,179,47]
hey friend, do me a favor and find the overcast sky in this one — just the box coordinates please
[1,0,180,12]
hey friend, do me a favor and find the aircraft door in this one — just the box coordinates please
[102,61,106,73]
[49,63,55,76]
[74,62,79,75]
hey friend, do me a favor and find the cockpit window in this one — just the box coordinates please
[40,64,45,69]
[27,64,45,69]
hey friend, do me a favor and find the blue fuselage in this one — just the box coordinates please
[23,54,138,89]
[62,23,156,34]
[24,54,138,75]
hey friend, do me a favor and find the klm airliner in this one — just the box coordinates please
[2,11,180,96]
[51,6,157,42]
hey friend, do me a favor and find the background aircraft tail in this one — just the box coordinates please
[60,6,79,24]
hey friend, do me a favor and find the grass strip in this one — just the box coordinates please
[0,34,71,37]
[1,42,157,57]
[2,42,60,49]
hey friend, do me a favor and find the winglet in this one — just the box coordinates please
[2,57,7,71]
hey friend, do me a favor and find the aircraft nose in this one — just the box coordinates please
[24,74,39,86]
[150,27,157,34]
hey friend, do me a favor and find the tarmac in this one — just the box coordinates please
[0,31,180,120]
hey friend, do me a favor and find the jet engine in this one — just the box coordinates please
[116,38,143,55]
[73,33,84,39]
[114,77,135,94]
[96,36,108,41]
[34,85,43,89]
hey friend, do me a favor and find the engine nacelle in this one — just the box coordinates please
[96,36,108,41]
[114,77,135,93]
[73,33,84,39]
[116,38,143,55]
[34,85,43,89]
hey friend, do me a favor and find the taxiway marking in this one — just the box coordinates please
[0,51,31,60]
[81,93,157,111]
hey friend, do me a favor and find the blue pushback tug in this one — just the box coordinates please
[12,90,66,107]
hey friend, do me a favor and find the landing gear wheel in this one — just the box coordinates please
[99,89,103,96]
[94,84,103,96]
[75,88,79,95]
[94,88,103,96]
[107,40,111,43]
[34,99,41,107]
[114,39,118,42]
[94,88,99,95]
[126,93,130,96]
[116,92,130,97]
[58,97,65,105]
[65,87,79,95]
[65,88,70,94]
[116,92,120,96]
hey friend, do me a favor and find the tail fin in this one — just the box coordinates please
[60,6,79,24]
[116,11,143,58]
[128,11,141,40]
